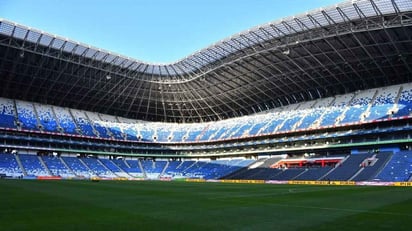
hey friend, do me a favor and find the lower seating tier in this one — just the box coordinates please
[0,151,411,182]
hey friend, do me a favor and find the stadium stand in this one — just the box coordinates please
[282,102,313,132]
[0,153,24,177]
[99,159,130,178]
[275,106,303,133]
[319,94,354,127]
[0,83,411,143]
[247,116,270,136]
[70,109,96,137]
[0,0,411,183]
[42,155,74,177]
[208,120,238,141]
[223,157,283,180]
[0,98,18,129]
[18,154,49,177]
[156,124,173,142]
[170,124,191,142]
[119,159,144,177]
[258,112,284,135]
[16,101,40,131]
[376,151,412,182]
[351,152,393,181]
[0,150,411,182]
[393,83,412,118]
[195,123,216,141]
[117,117,139,141]
[85,112,112,139]
[298,97,335,130]
[137,122,155,142]
[81,157,117,178]
[140,160,167,179]
[272,168,306,180]
[53,106,78,135]
[320,153,374,181]
[177,161,207,178]
[62,156,95,178]
[164,160,196,178]
[340,90,374,125]
[294,167,333,181]
[99,114,125,140]
[366,86,400,121]
[35,104,60,133]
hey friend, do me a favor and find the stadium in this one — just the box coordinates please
[1,0,412,229]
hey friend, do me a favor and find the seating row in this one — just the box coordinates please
[0,151,410,182]
[0,154,254,180]
[0,83,411,142]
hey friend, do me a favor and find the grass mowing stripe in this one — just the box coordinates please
[207,185,358,199]
[259,203,412,217]
[1,180,412,231]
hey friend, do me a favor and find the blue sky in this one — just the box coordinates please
[1,0,343,63]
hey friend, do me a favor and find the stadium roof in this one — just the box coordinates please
[0,0,411,122]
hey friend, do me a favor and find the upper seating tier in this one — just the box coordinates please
[0,83,411,143]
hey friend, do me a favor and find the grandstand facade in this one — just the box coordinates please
[0,0,412,182]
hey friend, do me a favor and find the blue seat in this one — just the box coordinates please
[42,156,74,177]
[0,154,23,177]
[0,98,17,129]
[16,101,39,131]
[36,105,59,132]
[376,151,412,181]
[393,87,412,118]
[19,154,49,176]
[54,107,78,134]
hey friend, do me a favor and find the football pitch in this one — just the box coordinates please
[1,180,412,230]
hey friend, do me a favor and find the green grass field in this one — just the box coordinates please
[1,180,412,230]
